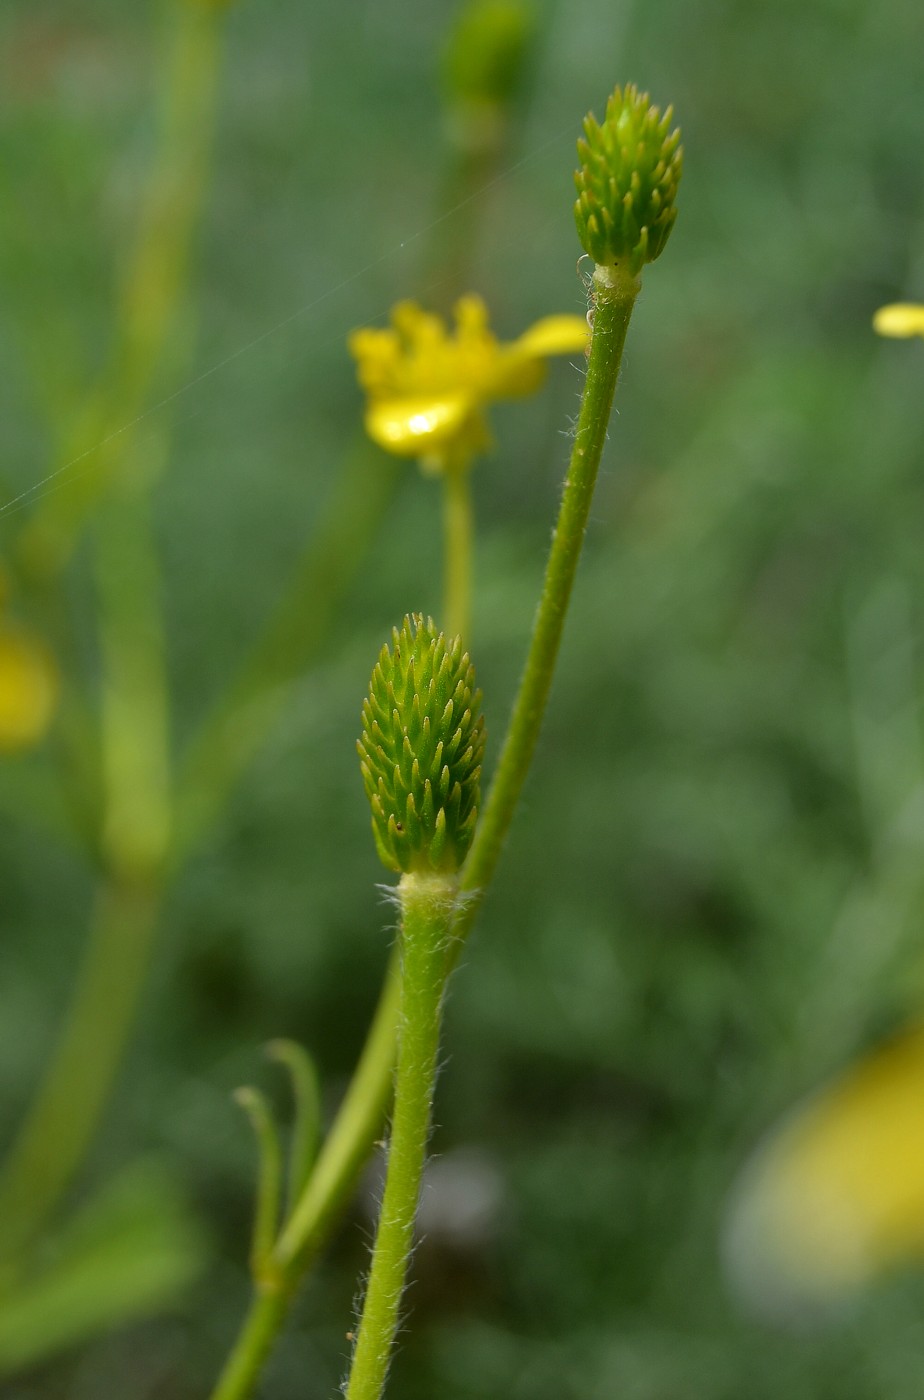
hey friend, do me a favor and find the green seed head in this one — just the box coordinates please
[358,614,485,875]
[574,83,682,276]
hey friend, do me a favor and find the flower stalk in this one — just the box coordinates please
[338,267,640,1392]
[442,456,474,644]
[456,259,638,925]
[344,873,457,1400]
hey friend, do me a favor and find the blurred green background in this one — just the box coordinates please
[3,0,924,1396]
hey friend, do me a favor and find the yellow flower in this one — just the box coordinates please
[725,1024,924,1313]
[0,595,58,752]
[348,295,589,466]
[873,303,924,339]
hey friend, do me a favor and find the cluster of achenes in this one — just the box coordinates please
[574,82,682,276]
[358,615,485,875]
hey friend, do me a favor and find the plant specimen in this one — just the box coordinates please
[213,81,683,1400]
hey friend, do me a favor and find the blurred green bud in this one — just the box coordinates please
[574,83,682,276]
[443,0,534,110]
[358,615,485,875]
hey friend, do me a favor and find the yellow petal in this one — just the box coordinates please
[873,303,924,338]
[0,630,58,752]
[725,1024,924,1311]
[365,393,474,457]
[453,294,490,338]
[485,351,548,400]
[485,314,590,399]
[513,314,590,358]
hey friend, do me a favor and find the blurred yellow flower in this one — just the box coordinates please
[725,1024,924,1314]
[873,303,924,339]
[0,623,58,752]
[349,295,589,466]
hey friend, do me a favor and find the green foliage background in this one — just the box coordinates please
[2,0,924,1395]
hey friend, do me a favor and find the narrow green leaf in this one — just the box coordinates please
[266,1039,322,1211]
[234,1087,283,1272]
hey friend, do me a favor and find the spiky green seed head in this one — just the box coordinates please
[358,614,485,875]
[574,83,682,276]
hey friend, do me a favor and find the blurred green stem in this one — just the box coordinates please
[0,481,172,1266]
[94,487,172,881]
[16,0,228,582]
[0,880,161,1267]
[442,457,473,643]
[210,1287,291,1400]
[0,0,227,1264]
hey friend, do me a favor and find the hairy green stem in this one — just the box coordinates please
[0,880,160,1265]
[456,263,638,929]
[345,874,455,1400]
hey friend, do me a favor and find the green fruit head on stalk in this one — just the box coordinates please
[574,83,682,276]
[358,615,485,874]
